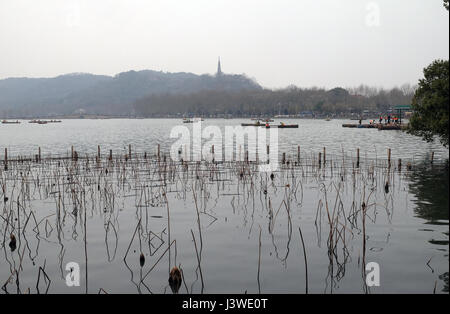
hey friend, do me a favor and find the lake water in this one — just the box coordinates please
[1,118,448,161]
[0,119,448,294]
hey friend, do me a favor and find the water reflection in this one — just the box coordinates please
[407,161,449,293]
[408,161,449,223]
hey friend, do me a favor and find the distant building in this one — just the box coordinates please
[217,57,222,76]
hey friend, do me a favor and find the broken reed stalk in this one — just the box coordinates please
[191,229,204,294]
[36,266,51,294]
[162,190,172,271]
[257,227,262,294]
[84,196,88,294]
[387,148,391,168]
[140,240,176,283]
[124,218,142,261]
[298,226,308,294]
[192,188,203,253]
[4,148,7,171]
[362,202,368,294]
[178,265,190,294]
[357,148,360,168]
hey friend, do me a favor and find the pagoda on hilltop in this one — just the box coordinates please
[216,57,222,76]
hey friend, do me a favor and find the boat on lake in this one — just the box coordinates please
[276,124,298,128]
[342,123,404,130]
[264,122,298,128]
[2,120,21,124]
[29,119,62,124]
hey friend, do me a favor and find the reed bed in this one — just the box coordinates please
[0,146,443,294]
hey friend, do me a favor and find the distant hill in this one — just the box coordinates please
[0,70,261,117]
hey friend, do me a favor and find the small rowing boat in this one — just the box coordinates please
[29,119,62,124]
[264,122,298,128]
[2,120,21,124]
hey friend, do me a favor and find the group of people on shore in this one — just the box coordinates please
[367,115,400,125]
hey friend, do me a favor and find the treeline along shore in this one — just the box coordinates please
[133,85,415,117]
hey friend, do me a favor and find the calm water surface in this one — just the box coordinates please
[0,119,448,294]
[0,118,448,161]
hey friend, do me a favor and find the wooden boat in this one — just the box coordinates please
[342,123,403,130]
[264,123,298,128]
[29,119,61,124]
[2,120,21,124]
[276,124,298,128]
[343,123,377,128]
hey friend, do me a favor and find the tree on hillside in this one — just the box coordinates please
[407,60,449,147]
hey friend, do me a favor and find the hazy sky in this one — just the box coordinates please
[0,0,448,89]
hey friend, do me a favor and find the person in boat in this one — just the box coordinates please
[387,115,391,124]
[359,119,362,125]
[280,122,285,126]
[379,116,383,124]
